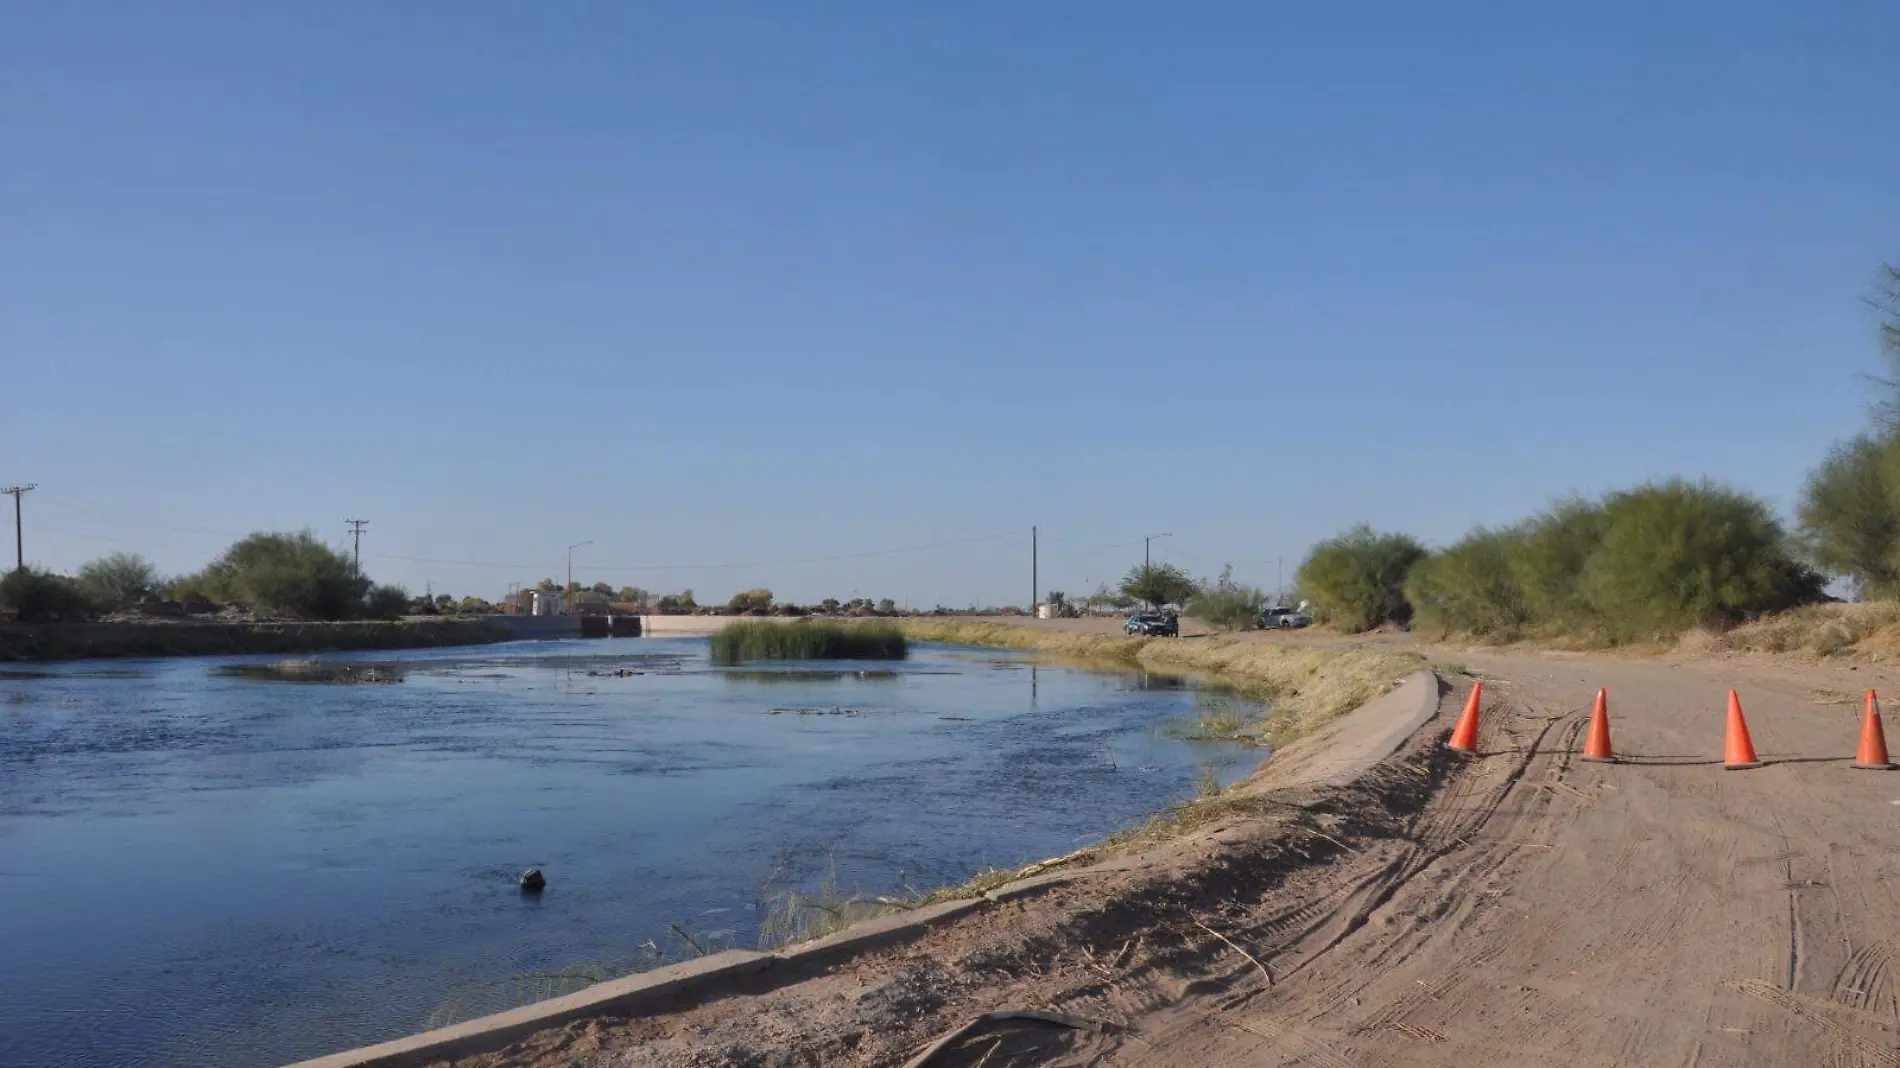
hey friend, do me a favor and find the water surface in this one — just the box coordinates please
[0,638,1258,1068]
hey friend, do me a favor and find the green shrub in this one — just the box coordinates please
[0,568,97,622]
[709,620,908,665]
[1188,566,1265,631]
[174,531,417,621]
[1799,433,1900,599]
[1406,481,1823,643]
[1505,500,1605,630]
[76,552,163,610]
[1295,525,1426,632]
[1582,480,1821,641]
[1405,529,1530,639]
[364,584,411,621]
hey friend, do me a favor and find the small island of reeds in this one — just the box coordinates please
[212,659,408,684]
[709,619,909,666]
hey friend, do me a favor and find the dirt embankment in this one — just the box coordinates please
[0,618,511,661]
[407,625,1900,1068]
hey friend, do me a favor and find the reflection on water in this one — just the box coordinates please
[0,639,1259,1068]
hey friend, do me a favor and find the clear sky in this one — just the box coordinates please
[4,2,1897,607]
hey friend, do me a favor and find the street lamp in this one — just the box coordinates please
[566,540,593,614]
[1144,532,1172,569]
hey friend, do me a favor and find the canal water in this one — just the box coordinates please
[0,639,1261,1068]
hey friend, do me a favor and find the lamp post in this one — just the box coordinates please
[1144,532,1172,569]
[566,540,592,614]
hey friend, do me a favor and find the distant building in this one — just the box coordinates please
[531,590,564,617]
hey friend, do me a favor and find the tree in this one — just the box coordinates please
[1120,562,1198,609]
[76,552,162,609]
[536,578,558,592]
[1296,525,1427,632]
[617,586,651,605]
[195,531,371,620]
[1188,565,1265,631]
[728,588,774,614]
[458,595,495,614]
[877,597,897,615]
[1799,265,1900,596]
[819,597,841,614]
[590,581,615,597]
[0,567,95,622]
[1800,435,1900,597]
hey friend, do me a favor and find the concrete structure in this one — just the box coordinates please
[531,590,563,617]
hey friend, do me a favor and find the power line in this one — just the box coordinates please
[30,489,1029,576]
[3,484,36,572]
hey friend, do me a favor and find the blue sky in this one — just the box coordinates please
[4,2,1897,607]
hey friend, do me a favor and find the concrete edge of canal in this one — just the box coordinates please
[280,669,1442,1068]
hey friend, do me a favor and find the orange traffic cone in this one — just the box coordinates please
[1448,681,1482,753]
[1853,689,1892,770]
[1724,690,1762,770]
[1582,687,1615,762]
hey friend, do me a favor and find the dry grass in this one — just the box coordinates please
[899,620,1426,742]
[1719,602,1900,660]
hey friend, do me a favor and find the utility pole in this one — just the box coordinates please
[1031,525,1038,614]
[3,485,35,572]
[345,519,368,573]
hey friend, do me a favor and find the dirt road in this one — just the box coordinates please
[1082,645,1900,1067]
[443,641,1900,1068]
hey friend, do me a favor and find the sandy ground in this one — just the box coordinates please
[435,632,1900,1068]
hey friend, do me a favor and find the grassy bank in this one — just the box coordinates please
[709,619,908,665]
[899,620,1425,741]
[0,618,510,661]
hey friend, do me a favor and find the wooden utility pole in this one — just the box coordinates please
[345,519,368,572]
[3,485,35,572]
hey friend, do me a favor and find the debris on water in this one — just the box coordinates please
[584,669,645,678]
[519,868,546,893]
[766,706,863,716]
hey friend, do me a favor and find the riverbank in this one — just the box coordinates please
[898,618,1428,739]
[0,618,511,661]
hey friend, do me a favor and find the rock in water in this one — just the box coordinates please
[519,868,546,893]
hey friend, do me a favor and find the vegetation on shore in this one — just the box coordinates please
[1295,526,1427,633]
[1283,264,1900,649]
[1186,565,1268,632]
[709,620,909,665]
[3,532,412,624]
[899,619,1425,740]
[1398,481,1823,644]
[0,618,508,662]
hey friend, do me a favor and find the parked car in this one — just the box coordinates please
[1124,610,1180,637]
[1260,606,1311,629]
